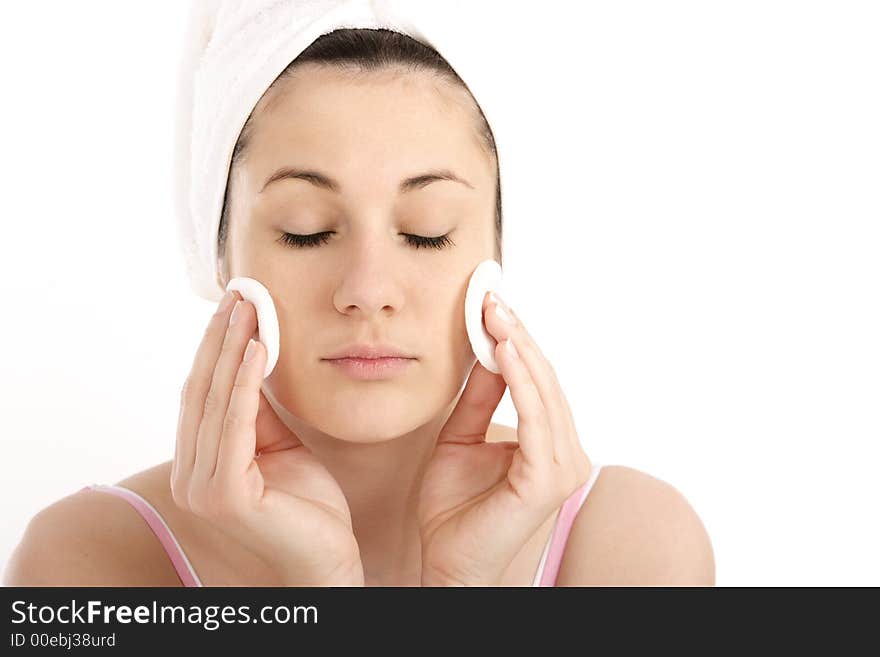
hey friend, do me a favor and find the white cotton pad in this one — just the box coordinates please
[464,259,505,374]
[225,277,280,379]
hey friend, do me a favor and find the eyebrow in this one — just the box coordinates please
[259,166,474,194]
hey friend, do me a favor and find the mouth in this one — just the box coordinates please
[323,356,415,381]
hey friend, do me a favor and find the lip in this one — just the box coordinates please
[325,356,415,380]
[324,343,415,360]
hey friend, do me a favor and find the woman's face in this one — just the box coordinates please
[223,64,497,442]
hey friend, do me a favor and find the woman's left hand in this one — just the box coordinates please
[418,291,593,586]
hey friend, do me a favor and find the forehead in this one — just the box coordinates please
[245,65,490,182]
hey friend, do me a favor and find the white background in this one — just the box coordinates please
[1,1,877,586]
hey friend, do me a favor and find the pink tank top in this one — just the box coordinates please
[81,463,603,587]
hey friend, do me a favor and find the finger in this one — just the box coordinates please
[502,305,591,481]
[193,298,257,485]
[174,289,240,488]
[494,337,553,465]
[254,388,304,454]
[214,338,266,485]
[506,303,577,433]
[484,295,572,465]
[508,306,583,463]
[437,358,507,446]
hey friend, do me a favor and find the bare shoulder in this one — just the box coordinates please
[556,465,716,586]
[3,479,181,587]
[476,426,714,585]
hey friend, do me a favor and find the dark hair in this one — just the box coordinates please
[217,28,502,284]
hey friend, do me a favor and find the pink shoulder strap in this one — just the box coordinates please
[532,463,604,587]
[83,465,603,589]
[81,484,203,587]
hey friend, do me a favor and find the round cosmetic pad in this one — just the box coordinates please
[465,259,505,374]
[225,277,280,379]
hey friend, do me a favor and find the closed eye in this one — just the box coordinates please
[278,232,454,250]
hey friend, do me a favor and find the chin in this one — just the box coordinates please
[316,389,436,442]
[264,382,430,442]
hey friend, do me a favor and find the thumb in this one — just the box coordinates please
[255,386,304,454]
[437,359,507,446]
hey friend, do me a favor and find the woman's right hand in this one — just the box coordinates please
[172,290,363,586]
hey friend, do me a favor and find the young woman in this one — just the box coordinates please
[4,28,714,587]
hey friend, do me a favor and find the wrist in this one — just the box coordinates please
[421,564,492,587]
[281,561,365,587]
[421,574,466,587]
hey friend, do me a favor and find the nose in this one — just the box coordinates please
[331,233,405,318]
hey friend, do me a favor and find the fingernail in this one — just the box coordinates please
[229,300,244,326]
[243,338,258,362]
[494,302,515,325]
[505,338,519,359]
[219,289,235,313]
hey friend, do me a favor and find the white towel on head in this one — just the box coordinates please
[172,0,506,302]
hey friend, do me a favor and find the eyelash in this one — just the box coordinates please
[278,232,454,250]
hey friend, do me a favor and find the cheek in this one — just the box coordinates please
[269,293,318,369]
[424,284,474,377]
